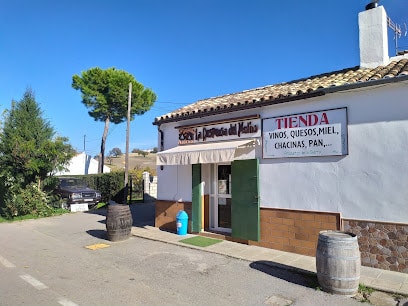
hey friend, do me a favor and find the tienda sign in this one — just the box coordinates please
[275,112,329,129]
[262,108,348,158]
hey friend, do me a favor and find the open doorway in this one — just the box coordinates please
[209,163,232,233]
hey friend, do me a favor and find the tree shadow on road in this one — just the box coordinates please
[86,202,155,228]
[249,260,319,289]
[86,229,108,240]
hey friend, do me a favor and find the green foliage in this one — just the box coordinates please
[129,167,147,185]
[358,284,374,298]
[1,183,54,219]
[72,67,157,173]
[42,176,61,193]
[72,67,157,124]
[132,148,148,157]
[109,147,123,157]
[95,202,108,209]
[0,89,75,187]
[76,170,146,203]
[50,169,150,206]
[0,89,75,218]
[128,167,151,201]
[151,147,158,153]
[81,172,125,202]
[0,208,68,222]
[349,284,377,303]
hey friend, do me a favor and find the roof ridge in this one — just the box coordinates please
[195,65,362,103]
[154,58,408,125]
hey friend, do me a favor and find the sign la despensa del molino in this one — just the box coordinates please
[263,108,348,158]
[178,117,261,144]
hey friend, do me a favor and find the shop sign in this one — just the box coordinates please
[262,108,348,158]
[178,118,261,144]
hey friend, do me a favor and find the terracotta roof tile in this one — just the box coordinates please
[154,58,408,124]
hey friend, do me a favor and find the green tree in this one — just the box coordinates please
[109,147,123,157]
[132,148,148,157]
[0,89,75,217]
[0,89,74,187]
[72,67,157,173]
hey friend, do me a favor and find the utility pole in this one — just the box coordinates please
[83,134,86,152]
[124,82,132,204]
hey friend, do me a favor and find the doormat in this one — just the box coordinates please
[179,236,222,247]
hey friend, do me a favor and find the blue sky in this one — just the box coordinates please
[1,0,407,157]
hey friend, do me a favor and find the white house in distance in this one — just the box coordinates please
[55,152,111,176]
[154,4,408,273]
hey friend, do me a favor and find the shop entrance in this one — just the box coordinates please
[210,164,232,233]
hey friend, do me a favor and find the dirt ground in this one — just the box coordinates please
[106,152,157,174]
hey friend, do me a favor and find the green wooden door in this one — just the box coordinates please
[191,164,202,233]
[231,159,260,241]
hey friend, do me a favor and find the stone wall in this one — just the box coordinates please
[344,219,408,273]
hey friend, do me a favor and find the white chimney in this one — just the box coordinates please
[358,5,389,68]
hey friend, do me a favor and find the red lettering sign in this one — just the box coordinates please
[275,112,329,129]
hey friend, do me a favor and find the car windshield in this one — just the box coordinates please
[60,178,87,188]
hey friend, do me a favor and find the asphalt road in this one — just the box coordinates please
[0,204,363,306]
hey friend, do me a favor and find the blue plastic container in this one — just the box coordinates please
[176,210,188,235]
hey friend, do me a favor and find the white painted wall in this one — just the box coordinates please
[157,81,408,223]
[55,152,111,175]
[259,82,408,223]
[157,164,192,201]
[157,122,192,201]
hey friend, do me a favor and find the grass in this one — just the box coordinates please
[358,284,374,295]
[0,208,69,223]
[179,236,222,247]
[94,202,108,209]
[354,283,374,303]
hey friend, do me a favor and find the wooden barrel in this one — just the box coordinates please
[106,204,133,242]
[316,230,360,296]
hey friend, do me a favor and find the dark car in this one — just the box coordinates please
[55,177,102,210]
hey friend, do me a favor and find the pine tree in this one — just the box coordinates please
[72,67,157,173]
[0,89,74,189]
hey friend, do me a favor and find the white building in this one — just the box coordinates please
[154,5,408,273]
[55,152,111,176]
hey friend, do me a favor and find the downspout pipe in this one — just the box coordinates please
[157,125,164,170]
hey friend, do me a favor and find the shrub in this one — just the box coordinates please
[1,183,53,219]
[82,172,125,202]
[84,170,148,203]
